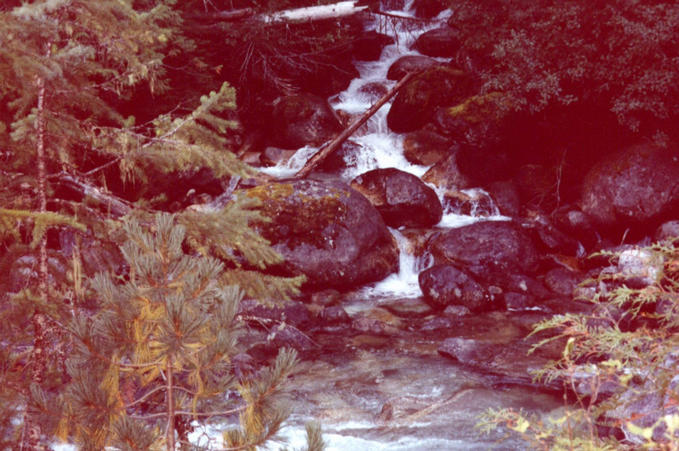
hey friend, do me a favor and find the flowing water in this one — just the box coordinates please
[256,4,562,450]
[50,5,560,451]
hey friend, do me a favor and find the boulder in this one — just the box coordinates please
[387,66,474,133]
[269,93,342,149]
[421,149,473,191]
[525,214,583,256]
[552,205,600,251]
[350,168,443,228]
[580,143,679,229]
[402,130,452,166]
[412,0,448,19]
[246,180,399,290]
[427,221,540,285]
[486,180,521,217]
[655,220,679,243]
[418,264,493,311]
[352,31,394,61]
[317,140,362,173]
[544,267,581,297]
[412,26,461,58]
[386,55,439,81]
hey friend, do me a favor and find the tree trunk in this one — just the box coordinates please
[20,64,49,451]
[294,70,418,179]
[166,356,175,451]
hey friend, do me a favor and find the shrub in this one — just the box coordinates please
[479,237,679,449]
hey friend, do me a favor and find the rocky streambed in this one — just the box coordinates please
[29,0,679,448]
[211,0,679,448]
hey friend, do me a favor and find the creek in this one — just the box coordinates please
[257,3,564,450]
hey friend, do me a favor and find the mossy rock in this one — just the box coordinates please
[387,65,474,133]
[245,180,399,291]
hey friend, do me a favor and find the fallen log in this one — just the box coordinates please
[263,1,368,22]
[51,172,132,218]
[294,70,419,179]
[188,1,368,23]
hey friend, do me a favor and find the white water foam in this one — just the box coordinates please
[361,228,432,299]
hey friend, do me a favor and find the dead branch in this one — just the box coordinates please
[294,70,419,179]
[51,172,133,218]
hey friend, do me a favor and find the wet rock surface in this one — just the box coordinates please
[386,55,439,81]
[402,129,452,166]
[411,26,460,57]
[350,167,443,228]
[387,66,474,133]
[418,264,492,312]
[245,179,399,290]
[580,143,679,230]
[269,93,343,149]
[428,220,541,279]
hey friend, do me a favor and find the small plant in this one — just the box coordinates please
[479,237,679,450]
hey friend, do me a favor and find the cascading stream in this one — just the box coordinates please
[263,4,508,300]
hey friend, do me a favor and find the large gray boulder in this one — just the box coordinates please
[427,220,540,286]
[246,180,399,290]
[580,143,679,229]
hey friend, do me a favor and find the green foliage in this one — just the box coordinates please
[0,208,85,247]
[0,1,309,448]
[1,0,183,172]
[94,81,256,186]
[450,0,679,133]
[480,238,679,449]
[60,213,300,449]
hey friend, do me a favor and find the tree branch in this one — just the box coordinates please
[294,70,419,178]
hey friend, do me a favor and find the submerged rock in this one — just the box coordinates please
[418,264,493,312]
[246,179,398,291]
[350,168,443,228]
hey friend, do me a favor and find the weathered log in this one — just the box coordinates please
[294,70,419,179]
[189,1,367,23]
[263,1,368,22]
[52,172,132,217]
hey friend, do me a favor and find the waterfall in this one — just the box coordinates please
[363,228,432,299]
[263,4,509,300]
